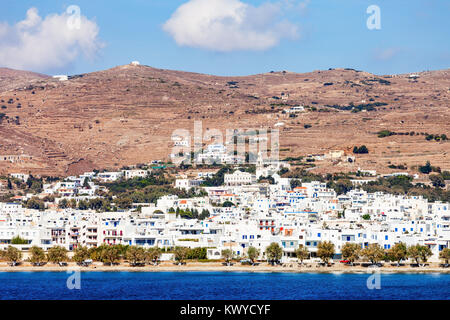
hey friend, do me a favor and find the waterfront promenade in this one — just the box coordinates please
[1,261,449,273]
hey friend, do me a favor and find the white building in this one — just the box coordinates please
[122,169,149,180]
[224,170,256,186]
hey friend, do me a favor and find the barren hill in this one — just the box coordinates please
[0,64,449,176]
[0,68,49,92]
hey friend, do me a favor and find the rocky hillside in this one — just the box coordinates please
[0,68,49,92]
[0,64,448,176]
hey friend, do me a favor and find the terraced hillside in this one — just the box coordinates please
[0,64,448,176]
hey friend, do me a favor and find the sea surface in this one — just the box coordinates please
[0,271,448,300]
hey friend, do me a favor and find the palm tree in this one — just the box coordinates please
[317,241,335,265]
[439,248,450,265]
[295,245,309,265]
[247,246,260,265]
[29,246,46,266]
[47,246,68,264]
[341,243,360,266]
[361,244,384,265]
[265,242,283,265]
[126,246,146,266]
[221,249,234,266]
[4,246,22,265]
[146,247,162,265]
[387,242,407,266]
[72,246,90,265]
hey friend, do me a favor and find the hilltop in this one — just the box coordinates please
[0,64,449,176]
[0,68,49,92]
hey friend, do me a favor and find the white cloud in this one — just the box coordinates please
[0,7,103,72]
[163,0,299,52]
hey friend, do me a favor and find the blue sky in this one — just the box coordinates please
[1,0,449,76]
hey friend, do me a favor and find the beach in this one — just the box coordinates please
[1,261,449,273]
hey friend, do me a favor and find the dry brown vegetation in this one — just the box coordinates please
[0,64,448,176]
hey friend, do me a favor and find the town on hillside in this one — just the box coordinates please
[0,148,449,268]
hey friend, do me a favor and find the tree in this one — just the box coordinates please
[47,246,68,264]
[290,179,301,189]
[387,242,407,266]
[439,248,450,265]
[341,243,360,265]
[4,246,22,264]
[330,179,353,195]
[430,175,445,188]
[317,241,335,264]
[222,201,234,207]
[187,247,207,260]
[115,197,133,209]
[11,236,29,245]
[100,245,121,265]
[408,245,432,266]
[247,246,260,264]
[199,209,210,220]
[419,161,432,174]
[295,245,309,265]
[24,197,45,210]
[26,175,33,189]
[72,246,90,264]
[88,246,103,262]
[265,242,283,265]
[353,145,369,154]
[361,244,384,264]
[173,247,190,265]
[407,245,421,265]
[82,177,91,189]
[147,247,162,265]
[221,249,234,265]
[29,246,46,265]
[418,245,433,265]
[126,246,146,266]
[58,199,69,209]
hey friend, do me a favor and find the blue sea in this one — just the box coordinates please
[0,272,448,300]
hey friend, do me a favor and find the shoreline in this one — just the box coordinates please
[1,262,449,274]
